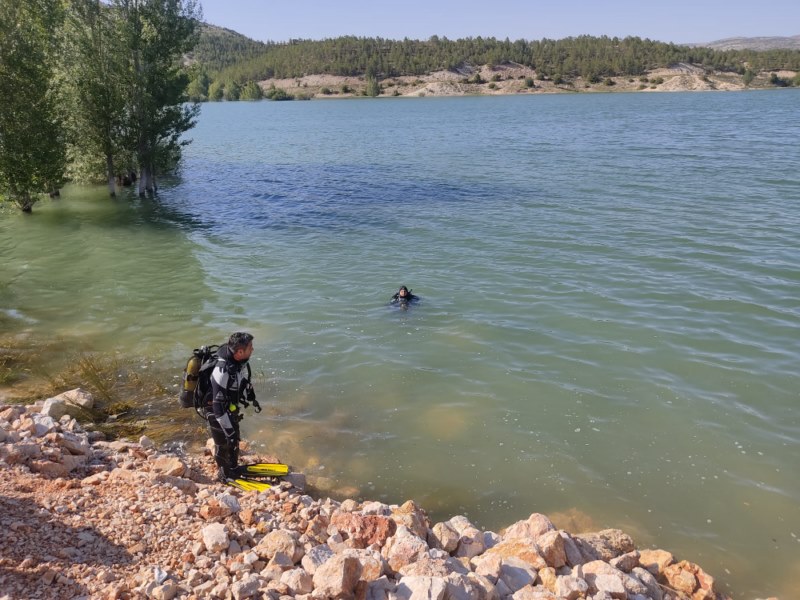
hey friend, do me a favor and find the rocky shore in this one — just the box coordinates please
[0,390,771,600]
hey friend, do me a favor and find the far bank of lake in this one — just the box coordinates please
[251,63,798,100]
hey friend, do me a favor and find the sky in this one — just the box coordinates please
[197,0,800,45]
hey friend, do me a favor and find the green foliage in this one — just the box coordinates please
[187,66,211,101]
[193,32,800,92]
[208,79,225,100]
[341,84,352,94]
[603,78,616,86]
[769,72,789,86]
[320,86,333,95]
[487,82,497,89]
[742,69,755,86]
[61,0,130,190]
[239,80,263,100]
[114,0,201,195]
[524,77,535,87]
[651,76,664,84]
[491,73,502,81]
[364,75,381,97]
[469,73,484,84]
[224,80,241,100]
[0,0,68,211]
[189,23,270,73]
[264,86,292,100]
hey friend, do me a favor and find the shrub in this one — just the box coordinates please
[651,77,664,85]
[469,73,484,84]
[265,87,293,101]
[491,73,502,82]
[341,84,352,94]
[552,74,564,85]
[769,72,789,87]
[524,77,535,88]
[320,87,332,95]
[742,70,755,86]
[488,82,497,89]
[604,78,615,86]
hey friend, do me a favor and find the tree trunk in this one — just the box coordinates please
[106,153,116,197]
[16,192,34,213]
[149,163,157,194]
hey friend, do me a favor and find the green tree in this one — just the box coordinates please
[239,80,263,100]
[62,0,129,196]
[114,0,201,196]
[0,0,67,212]
[365,74,381,97]
[208,79,225,101]
[186,66,211,101]
[224,80,241,100]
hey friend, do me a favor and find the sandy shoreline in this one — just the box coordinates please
[258,63,798,99]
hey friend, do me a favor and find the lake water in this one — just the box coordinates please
[2,91,799,597]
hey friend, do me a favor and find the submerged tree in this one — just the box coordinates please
[114,0,201,196]
[63,0,129,197]
[0,0,67,212]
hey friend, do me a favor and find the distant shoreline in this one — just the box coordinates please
[250,62,798,100]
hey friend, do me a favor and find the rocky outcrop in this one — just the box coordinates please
[0,395,734,600]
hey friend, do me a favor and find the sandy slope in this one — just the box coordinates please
[258,63,796,99]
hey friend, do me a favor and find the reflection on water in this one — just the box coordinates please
[2,91,800,597]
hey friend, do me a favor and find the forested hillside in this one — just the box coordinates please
[189,27,800,93]
[187,24,268,72]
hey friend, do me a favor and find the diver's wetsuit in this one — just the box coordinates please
[206,344,252,479]
[390,291,418,305]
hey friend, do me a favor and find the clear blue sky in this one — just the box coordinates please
[198,0,800,45]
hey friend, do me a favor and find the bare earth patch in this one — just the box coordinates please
[257,63,796,99]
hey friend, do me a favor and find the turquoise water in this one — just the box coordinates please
[2,91,800,597]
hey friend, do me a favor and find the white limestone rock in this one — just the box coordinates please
[394,575,448,600]
[281,568,314,595]
[202,523,230,554]
[312,554,362,598]
[302,544,334,575]
[430,521,460,553]
[498,557,538,593]
[231,574,263,600]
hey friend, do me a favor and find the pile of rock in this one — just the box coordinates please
[1,391,737,600]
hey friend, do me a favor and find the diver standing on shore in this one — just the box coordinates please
[207,331,260,482]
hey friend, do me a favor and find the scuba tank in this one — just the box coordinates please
[179,352,202,408]
[179,344,219,412]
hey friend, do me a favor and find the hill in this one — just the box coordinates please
[185,23,268,73]
[186,27,800,100]
[701,34,800,51]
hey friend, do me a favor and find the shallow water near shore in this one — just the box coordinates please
[2,91,800,597]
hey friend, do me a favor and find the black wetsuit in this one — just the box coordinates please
[390,291,418,305]
[206,344,253,479]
